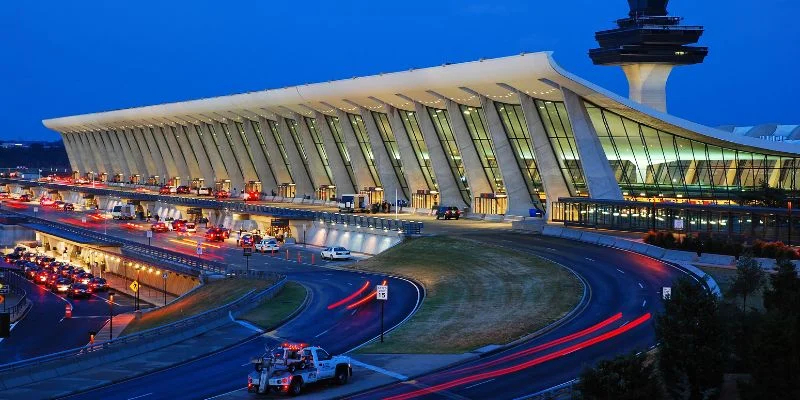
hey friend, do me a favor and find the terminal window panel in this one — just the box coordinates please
[426,107,471,204]
[157,127,180,171]
[303,117,334,184]
[218,122,246,181]
[248,120,275,171]
[584,101,796,201]
[287,119,315,185]
[495,102,545,202]
[192,125,217,177]
[205,123,239,180]
[180,126,205,174]
[347,113,382,187]
[168,126,192,171]
[459,105,505,194]
[233,121,258,177]
[535,100,586,196]
[266,119,294,181]
[371,111,410,197]
[398,110,437,191]
[324,115,357,187]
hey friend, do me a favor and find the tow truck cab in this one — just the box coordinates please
[248,343,352,396]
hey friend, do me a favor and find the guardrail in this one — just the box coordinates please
[0,275,286,375]
[0,269,29,320]
[519,379,578,400]
[7,211,227,277]
[1,178,424,234]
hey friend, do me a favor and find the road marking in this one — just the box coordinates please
[621,320,630,327]
[616,268,625,274]
[585,257,595,262]
[545,247,556,251]
[464,378,495,390]
[126,393,153,400]
[350,359,408,380]
[69,316,110,319]
[228,311,263,333]
[0,322,18,344]
[638,283,644,289]
[206,387,246,399]
[92,293,123,306]
[642,300,647,308]
[240,362,251,367]
[314,326,335,338]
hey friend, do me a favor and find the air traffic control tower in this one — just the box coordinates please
[590,0,707,112]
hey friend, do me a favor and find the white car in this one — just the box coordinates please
[255,238,279,253]
[321,246,351,260]
[185,222,197,233]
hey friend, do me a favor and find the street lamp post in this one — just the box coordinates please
[135,265,141,311]
[108,291,114,340]
[161,271,167,306]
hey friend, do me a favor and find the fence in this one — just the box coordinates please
[1,178,424,234]
[0,275,286,379]
[518,379,578,400]
[0,269,30,321]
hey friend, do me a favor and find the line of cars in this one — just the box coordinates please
[4,248,108,299]
[39,197,75,211]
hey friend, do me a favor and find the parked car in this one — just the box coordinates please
[435,206,462,220]
[171,219,188,231]
[62,203,75,211]
[196,187,212,196]
[185,222,197,233]
[214,190,230,199]
[321,247,351,260]
[255,238,280,253]
[176,185,191,194]
[240,233,262,247]
[159,185,177,194]
[68,283,92,299]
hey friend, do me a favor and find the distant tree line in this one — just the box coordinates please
[0,142,70,169]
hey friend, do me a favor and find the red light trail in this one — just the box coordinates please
[327,280,371,310]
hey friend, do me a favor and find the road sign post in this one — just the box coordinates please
[196,244,203,256]
[663,287,672,300]
[146,230,153,246]
[377,284,388,343]
[162,272,168,306]
[243,246,252,275]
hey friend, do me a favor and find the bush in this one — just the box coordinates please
[643,232,797,260]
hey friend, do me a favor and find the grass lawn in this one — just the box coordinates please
[239,282,307,329]
[698,265,766,312]
[351,236,583,354]
[122,278,274,335]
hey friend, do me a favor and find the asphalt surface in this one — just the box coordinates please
[347,232,692,400]
[0,269,136,363]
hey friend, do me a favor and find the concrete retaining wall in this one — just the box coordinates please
[304,222,402,255]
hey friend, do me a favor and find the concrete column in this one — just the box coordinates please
[131,127,160,177]
[122,128,150,177]
[151,127,179,180]
[683,160,698,186]
[257,117,292,185]
[110,130,140,177]
[313,112,356,193]
[183,124,218,183]
[387,107,429,192]
[444,100,492,197]
[76,132,102,174]
[171,125,204,182]
[360,109,404,200]
[561,88,623,200]
[210,121,245,190]
[292,114,330,188]
[221,121,258,184]
[160,126,192,181]
[62,133,87,174]
[145,127,171,182]
[479,97,539,216]
[276,117,313,197]
[240,118,278,191]
[621,63,674,113]
[92,131,117,175]
[59,132,82,173]
[334,109,376,189]
[768,159,784,188]
[99,131,126,177]
[724,160,738,188]
[518,93,573,219]
[196,123,229,182]
[414,103,467,209]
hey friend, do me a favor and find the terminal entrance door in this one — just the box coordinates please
[83,194,97,209]
[113,173,123,183]
[411,190,439,210]
[169,177,181,187]
[360,187,384,206]
[316,185,336,201]
[71,171,79,181]
[130,174,141,184]
[278,183,296,198]
[244,181,262,201]
[473,193,508,215]
[99,173,108,182]
[215,179,231,193]
[191,178,205,190]
[147,176,160,186]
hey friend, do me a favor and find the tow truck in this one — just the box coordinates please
[247,343,352,396]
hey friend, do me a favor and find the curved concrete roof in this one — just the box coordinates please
[43,51,800,158]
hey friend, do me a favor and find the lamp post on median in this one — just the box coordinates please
[161,271,167,306]
[108,291,114,340]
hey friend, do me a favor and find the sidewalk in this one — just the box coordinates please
[93,313,135,343]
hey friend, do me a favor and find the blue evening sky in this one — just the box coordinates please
[1,0,796,141]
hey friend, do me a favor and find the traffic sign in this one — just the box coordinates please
[33,207,38,213]
[243,246,253,257]
[162,272,168,280]
[146,230,153,238]
[663,287,672,300]
[81,217,87,224]
[0,284,7,294]
[130,281,139,293]
[196,245,203,256]
[0,295,4,303]
[376,284,388,300]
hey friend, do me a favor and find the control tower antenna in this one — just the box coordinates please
[589,0,708,112]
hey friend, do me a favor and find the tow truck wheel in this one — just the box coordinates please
[289,378,303,396]
[335,367,349,385]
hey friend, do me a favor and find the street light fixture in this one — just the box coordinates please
[108,291,115,340]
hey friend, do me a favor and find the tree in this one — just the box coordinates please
[656,278,726,400]
[736,181,788,208]
[577,352,662,400]
[763,257,800,315]
[727,252,765,312]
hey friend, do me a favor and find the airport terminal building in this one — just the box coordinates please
[42,2,800,243]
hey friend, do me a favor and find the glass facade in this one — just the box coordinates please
[287,119,314,185]
[168,126,191,170]
[233,121,258,178]
[398,110,436,190]
[347,113,381,187]
[459,105,504,194]
[536,100,586,196]
[495,103,545,202]
[372,111,409,197]
[304,117,334,184]
[427,107,470,204]
[584,101,798,201]
[249,120,274,174]
[193,125,216,175]
[266,119,293,181]
[325,115,357,187]
[205,123,237,180]
[218,122,245,180]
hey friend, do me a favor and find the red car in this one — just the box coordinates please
[176,186,191,194]
[205,227,230,241]
[151,222,169,232]
[159,185,177,195]
[243,191,260,201]
[171,219,187,231]
[214,190,230,199]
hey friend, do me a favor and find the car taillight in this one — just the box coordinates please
[74,290,79,293]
